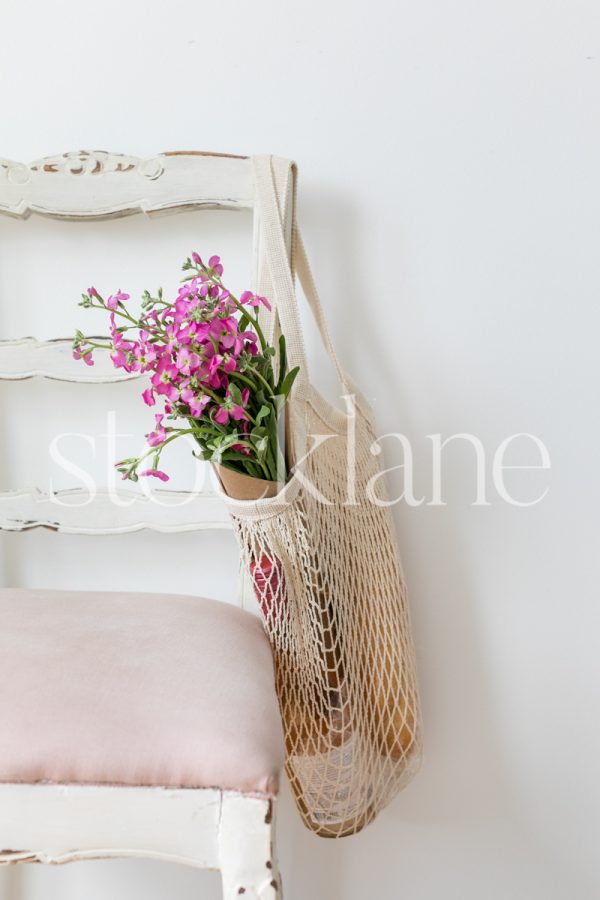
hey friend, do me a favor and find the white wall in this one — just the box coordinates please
[1,1,598,898]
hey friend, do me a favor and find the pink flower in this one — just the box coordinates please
[133,334,158,371]
[181,388,210,418]
[106,289,129,310]
[177,321,210,344]
[176,346,201,376]
[240,290,272,311]
[142,387,156,407]
[140,468,169,482]
[73,348,94,366]
[222,354,237,374]
[202,349,227,389]
[214,388,249,425]
[109,313,129,349]
[162,324,180,354]
[208,255,224,276]
[110,337,139,372]
[233,331,258,356]
[110,348,129,369]
[147,414,167,447]
[213,407,230,425]
[87,286,98,297]
[232,443,252,456]
[210,315,238,348]
[142,309,161,327]
[177,282,195,299]
[151,355,180,400]
[174,297,193,323]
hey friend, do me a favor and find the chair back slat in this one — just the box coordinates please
[0,488,231,535]
[0,151,253,220]
[0,338,137,382]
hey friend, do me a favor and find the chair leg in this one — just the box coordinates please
[218,793,282,899]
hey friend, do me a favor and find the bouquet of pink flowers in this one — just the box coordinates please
[73,253,298,487]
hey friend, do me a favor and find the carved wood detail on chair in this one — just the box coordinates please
[0,149,254,220]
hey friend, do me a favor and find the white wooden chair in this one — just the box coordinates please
[0,150,294,899]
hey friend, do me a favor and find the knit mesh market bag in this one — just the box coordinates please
[217,156,422,837]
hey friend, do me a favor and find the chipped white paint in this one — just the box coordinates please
[0,784,222,867]
[219,793,281,899]
[0,150,254,220]
[0,337,139,382]
[0,487,231,534]
[0,784,281,897]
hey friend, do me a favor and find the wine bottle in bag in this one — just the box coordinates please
[248,540,351,756]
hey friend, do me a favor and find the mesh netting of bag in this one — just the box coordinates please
[223,394,422,837]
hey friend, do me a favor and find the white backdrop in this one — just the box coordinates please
[1,1,599,898]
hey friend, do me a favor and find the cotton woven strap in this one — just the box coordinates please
[253,157,294,348]
[293,228,347,389]
[252,155,309,390]
[252,155,348,391]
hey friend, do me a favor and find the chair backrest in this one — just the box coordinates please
[0,150,293,538]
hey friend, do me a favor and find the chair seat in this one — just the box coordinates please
[0,589,284,797]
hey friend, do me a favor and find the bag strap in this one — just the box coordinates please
[252,155,348,391]
[252,155,310,390]
[253,157,294,348]
[293,228,347,389]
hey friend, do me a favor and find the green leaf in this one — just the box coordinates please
[228,382,243,406]
[272,393,286,413]
[220,432,247,451]
[277,334,287,389]
[250,426,268,457]
[279,365,300,399]
[255,404,271,423]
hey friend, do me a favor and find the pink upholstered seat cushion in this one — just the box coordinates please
[0,589,284,796]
